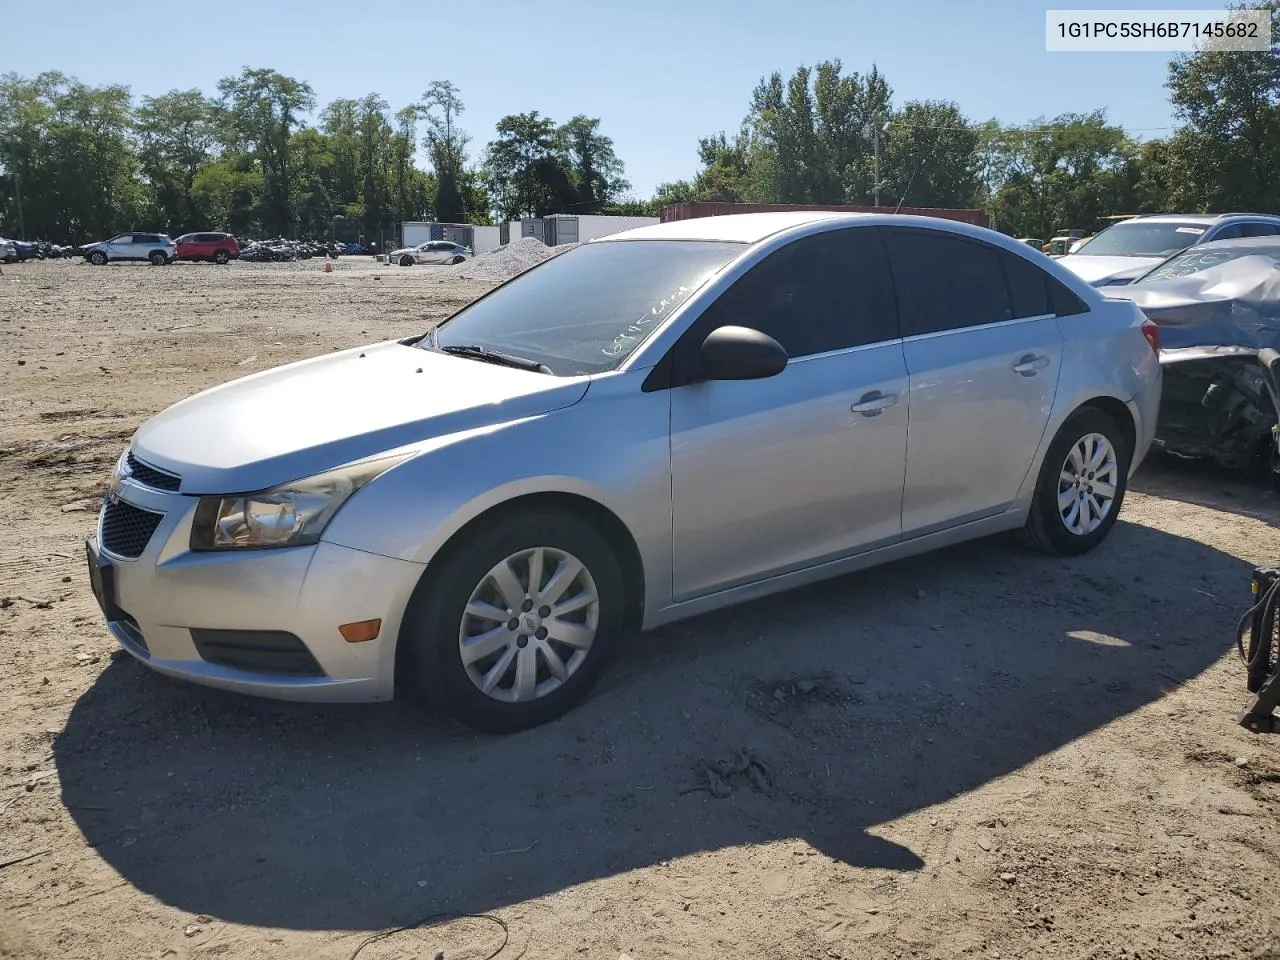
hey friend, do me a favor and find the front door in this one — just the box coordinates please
[668,226,908,601]
[883,228,1063,535]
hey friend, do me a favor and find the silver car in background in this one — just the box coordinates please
[389,240,473,266]
[86,212,1162,733]
[81,232,178,266]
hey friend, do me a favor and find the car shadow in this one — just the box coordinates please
[1132,450,1278,525]
[55,518,1245,932]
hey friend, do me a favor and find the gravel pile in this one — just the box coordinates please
[455,237,578,281]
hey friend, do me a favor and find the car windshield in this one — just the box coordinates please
[1073,221,1207,258]
[1135,242,1280,282]
[427,239,744,376]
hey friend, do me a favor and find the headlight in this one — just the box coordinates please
[189,455,408,551]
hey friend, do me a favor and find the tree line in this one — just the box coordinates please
[0,70,633,243]
[0,1,1276,243]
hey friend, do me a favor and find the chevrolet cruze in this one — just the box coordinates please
[86,212,1163,732]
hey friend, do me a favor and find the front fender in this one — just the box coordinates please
[319,372,674,609]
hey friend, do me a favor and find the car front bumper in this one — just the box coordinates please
[89,479,426,702]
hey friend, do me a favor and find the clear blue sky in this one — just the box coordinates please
[2,0,1216,197]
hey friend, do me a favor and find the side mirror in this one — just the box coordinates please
[698,325,788,381]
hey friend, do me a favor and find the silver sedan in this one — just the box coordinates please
[86,212,1162,733]
[390,240,472,266]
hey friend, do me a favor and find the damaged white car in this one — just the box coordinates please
[1105,236,1280,477]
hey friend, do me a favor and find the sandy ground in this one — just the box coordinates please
[1,257,1279,960]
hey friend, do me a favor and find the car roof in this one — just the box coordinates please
[601,211,859,243]
[1113,212,1280,226]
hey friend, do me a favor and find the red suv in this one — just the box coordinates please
[175,232,240,264]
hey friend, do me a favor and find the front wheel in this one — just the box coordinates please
[88,251,107,266]
[214,250,230,265]
[400,509,626,733]
[1024,407,1130,556]
[451,255,465,265]
[149,251,167,266]
[399,254,415,267]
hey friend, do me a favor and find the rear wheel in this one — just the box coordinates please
[88,251,107,266]
[400,509,625,733]
[399,254,415,267]
[213,250,230,265]
[1024,407,1130,556]
[451,255,465,265]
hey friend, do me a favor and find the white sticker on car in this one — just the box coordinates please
[1175,227,1206,235]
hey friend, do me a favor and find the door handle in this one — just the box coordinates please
[1013,354,1050,376]
[851,390,899,416]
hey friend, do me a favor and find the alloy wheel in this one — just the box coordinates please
[458,546,600,704]
[1057,432,1119,535]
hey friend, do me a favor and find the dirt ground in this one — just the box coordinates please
[1,257,1279,960]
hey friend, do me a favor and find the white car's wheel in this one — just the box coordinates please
[400,254,415,267]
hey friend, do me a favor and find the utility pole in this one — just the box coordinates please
[15,170,25,240]
[864,118,888,208]
[873,127,882,208]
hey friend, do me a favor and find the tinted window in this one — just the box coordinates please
[1214,224,1244,241]
[885,230,1012,336]
[1240,222,1278,238]
[690,228,899,360]
[1002,252,1050,319]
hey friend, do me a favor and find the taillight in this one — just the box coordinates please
[1141,317,1161,354]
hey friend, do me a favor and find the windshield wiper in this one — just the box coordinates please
[439,343,553,374]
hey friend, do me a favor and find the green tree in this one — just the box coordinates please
[320,97,361,209]
[356,93,392,231]
[881,101,979,208]
[0,71,143,241]
[981,112,1138,237]
[191,157,264,235]
[421,80,469,223]
[558,115,629,212]
[485,111,578,219]
[217,68,316,236]
[1164,0,1280,210]
[135,89,220,233]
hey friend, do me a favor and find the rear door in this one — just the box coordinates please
[884,228,1065,536]
[668,226,909,600]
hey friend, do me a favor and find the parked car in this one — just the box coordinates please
[1,238,42,261]
[175,232,240,264]
[389,240,473,266]
[1059,213,1280,287]
[0,239,15,263]
[86,212,1161,733]
[81,232,177,266]
[1104,235,1280,474]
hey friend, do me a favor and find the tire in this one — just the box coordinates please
[451,255,465,265]
[400,254,415,267]
[149,251,167,266]
[88,251,107,266]
[214,250,230,265]
[400,508,626,733]
[1024,406,1131,556]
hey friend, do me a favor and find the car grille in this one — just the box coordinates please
[126,451,181,491]
[101,500,165,559]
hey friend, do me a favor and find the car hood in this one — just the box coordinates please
[1103,255,1280,353]
[388,247,415,257]
[1057,254,1162,285]
[130,342,591,493]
